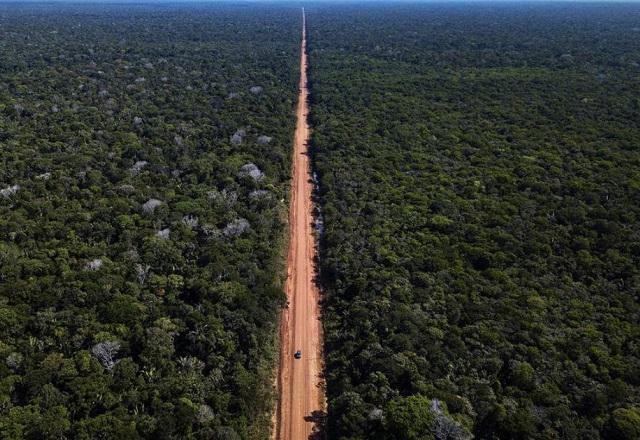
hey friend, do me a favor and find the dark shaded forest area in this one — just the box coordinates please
[307,3,640,439]
[0,3,299,438]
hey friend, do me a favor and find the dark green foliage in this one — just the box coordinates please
[0,3,300,438]
[307,3,640,439]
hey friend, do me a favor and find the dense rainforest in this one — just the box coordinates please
[307,3,640,439]
[0,3,300,438]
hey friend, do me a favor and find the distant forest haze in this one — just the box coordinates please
[0,2,639,440]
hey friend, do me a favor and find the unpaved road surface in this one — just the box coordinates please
[274,8,326,440]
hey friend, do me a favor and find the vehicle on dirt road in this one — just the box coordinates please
[294,350,302,359]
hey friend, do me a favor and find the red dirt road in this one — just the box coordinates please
[273,8,326,440]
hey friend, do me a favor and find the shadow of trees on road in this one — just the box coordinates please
[304,410,327,440]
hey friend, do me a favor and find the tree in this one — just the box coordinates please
[384,395,435,440]
[606,407,640,440]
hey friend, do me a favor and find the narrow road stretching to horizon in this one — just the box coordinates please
[274,8,326,440]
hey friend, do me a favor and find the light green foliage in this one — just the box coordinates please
[608,407,640,440]
[384,395,435,440]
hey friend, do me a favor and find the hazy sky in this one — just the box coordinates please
[2,0,639,3]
